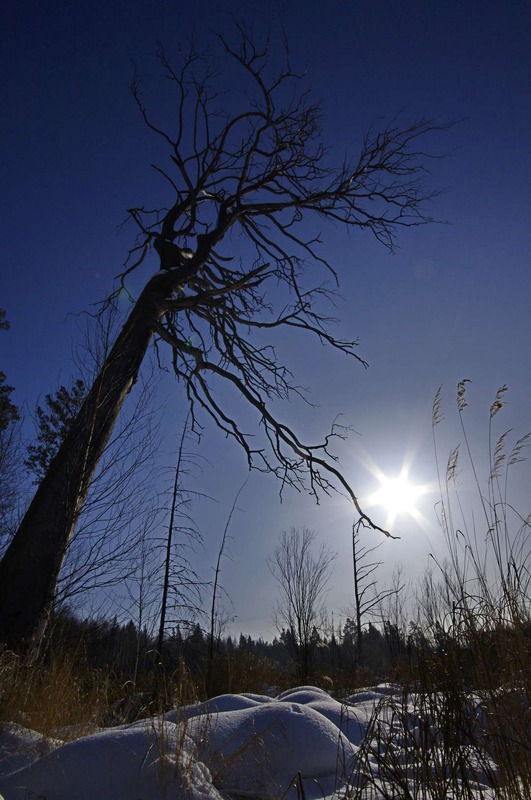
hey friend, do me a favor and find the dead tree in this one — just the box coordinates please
[0,29,448,651]
[351,520,404,665]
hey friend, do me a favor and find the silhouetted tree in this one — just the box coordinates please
[270,526,336,680]
[0,418,22,550]
[0,311,20,432]
[0,310,23,549]
[206,479,245,695]
[0,28,448,652]
[25,380,87,483]
[11,321,159,648]
[156,415,203,659]
[184,623,206,675]
[21,351,160,626]
[349,521,403,664]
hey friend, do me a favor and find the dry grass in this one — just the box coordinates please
[0,646,110,740]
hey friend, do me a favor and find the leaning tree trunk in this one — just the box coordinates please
[0,270,176,653]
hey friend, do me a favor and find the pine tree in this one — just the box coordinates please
[0,310,20,432]
[25,379,86,482]
[0,310,22,545]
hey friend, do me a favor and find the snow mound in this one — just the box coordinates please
[0,684,516,800]
[0,718,222,800]
[239,692,272,702]
[306,697,369,746]
[0,724,60,779]
[345,689,385,704]
[276,685,329,701]
[277,687,331,704]
[165,692,261,722]
[0,689,357,800]
[193,698,357,797]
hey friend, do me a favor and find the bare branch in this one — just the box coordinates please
[114,32,452,532]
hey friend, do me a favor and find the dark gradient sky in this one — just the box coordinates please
[2,1,531,637]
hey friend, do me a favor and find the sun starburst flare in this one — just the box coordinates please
[358,454,435,531]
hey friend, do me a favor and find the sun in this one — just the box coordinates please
[351,443,435,533]
[365,466,430,529]
[371,474,423,518]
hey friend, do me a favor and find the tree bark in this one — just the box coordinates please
[0,270,175,652]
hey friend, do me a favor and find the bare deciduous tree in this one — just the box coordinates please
[269,526,336,680]
[0,28,448,651]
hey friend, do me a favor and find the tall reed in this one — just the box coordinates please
[344,383,530,798]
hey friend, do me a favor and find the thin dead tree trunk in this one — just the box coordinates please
[0,270,177,651]
[206,479,246,696]
[352,523,363,666]
[351,520,402,668]
[156,414,190,660]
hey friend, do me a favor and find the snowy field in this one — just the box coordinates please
[0,683,525,799]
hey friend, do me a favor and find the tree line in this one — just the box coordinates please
[39,595,529,707]
[34,602,415,697]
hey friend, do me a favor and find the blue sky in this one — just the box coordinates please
[2,1,531,638]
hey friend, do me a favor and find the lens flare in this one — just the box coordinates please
[371,474,423,517]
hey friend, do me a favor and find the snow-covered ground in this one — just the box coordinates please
[0,684,517,799]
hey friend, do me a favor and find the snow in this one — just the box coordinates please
[165,692,264,721]
[0,724,60,778]
[187,700,357,798]
[0,685,514,799]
